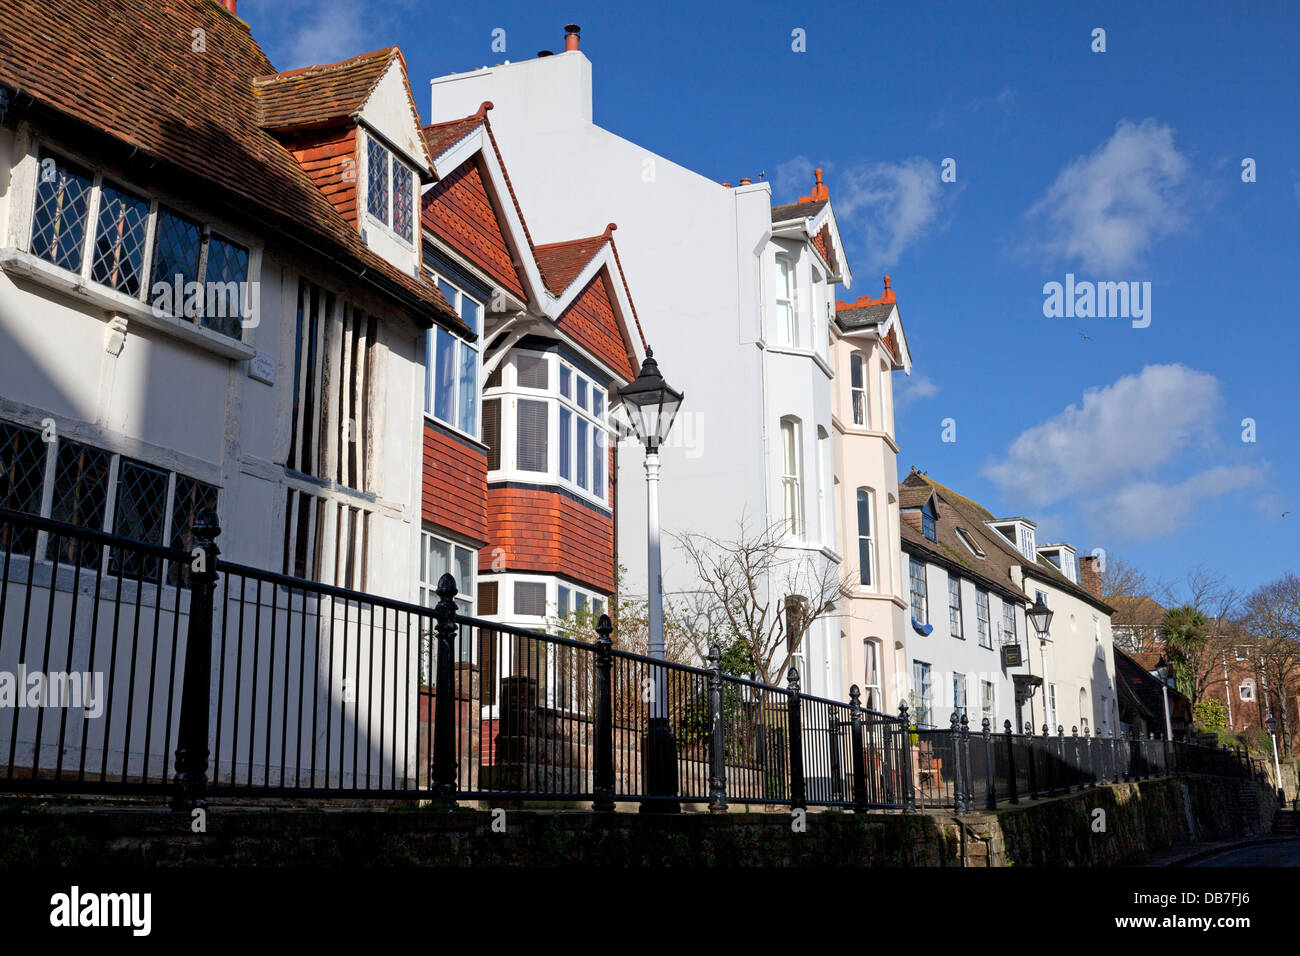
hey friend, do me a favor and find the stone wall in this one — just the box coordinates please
[0,773,1275,868]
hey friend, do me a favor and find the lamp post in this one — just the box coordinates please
[1154,658,1175,741]
[618,348,684,811]
[1266,714,1283,800]
[1027,594,1053,730]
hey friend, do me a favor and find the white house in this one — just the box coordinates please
[425,27,853,698]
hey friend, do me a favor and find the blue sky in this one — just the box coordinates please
[243,0,1299,601]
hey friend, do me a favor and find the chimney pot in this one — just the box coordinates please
[218,0,237,13]
[565,24,581,51]
[739,177,752,186]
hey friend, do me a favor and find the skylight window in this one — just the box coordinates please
[955,527,985,558]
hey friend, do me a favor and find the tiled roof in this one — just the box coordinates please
[0,0,463,333]
[836,302,896,330]
[535,234,611,295]
[1110,594,1166,626]
[254,48,393,132]
[901,471,1114,614]
[899,488,1028,603]
[422,116,485,173]
[771,199,826,222]
[1114,646,1192,729]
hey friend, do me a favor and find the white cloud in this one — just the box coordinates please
[984,364,1262,542]
[1026,119,1190,273]
[1081,466,1260,540]
[985,364,1220,507]
[895,373,940,409]
[775,155,951,272]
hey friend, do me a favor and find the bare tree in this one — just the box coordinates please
[1242,572,1300,754]
[1100,555,1151,604]
[673,516,848,687]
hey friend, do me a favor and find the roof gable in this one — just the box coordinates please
[422,155,528,300]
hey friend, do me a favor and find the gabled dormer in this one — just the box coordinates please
[1037,543,1078,583]
[255,48,434,277]
[986,517,1037,562]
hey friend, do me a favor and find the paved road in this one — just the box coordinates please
[1185,839,1300,867]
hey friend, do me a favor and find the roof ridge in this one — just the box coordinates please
[254,46,398,85]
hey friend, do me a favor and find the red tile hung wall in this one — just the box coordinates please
[481,486,615,594]
[422,159,526,300]
[288,126,359,227]
[422,422,488,546]
[554,270,635,381]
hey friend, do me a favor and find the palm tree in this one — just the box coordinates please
[1159,605,1209,703]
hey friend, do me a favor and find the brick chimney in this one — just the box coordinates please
[564,24,581,51]
[1079,555,1103,600]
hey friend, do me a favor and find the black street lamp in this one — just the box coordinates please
[1026,594,1053,639]
[618,348,684,811]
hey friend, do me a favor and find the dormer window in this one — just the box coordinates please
[1037,544,1078,583]
[988,518,1037,561]
[364,132,415,245]
[921,499,937,542]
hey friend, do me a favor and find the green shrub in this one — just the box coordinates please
[1193,699,1227,733]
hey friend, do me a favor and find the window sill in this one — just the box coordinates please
[423,413,488,452]
[0,248,255,361]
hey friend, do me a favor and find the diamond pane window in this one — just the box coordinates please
[111,459,169,581]
[46,440,111,569]
[200,233,249,338]
[167,476,218,587]
[30,151,93,273]
[150,206,202,314]
[366,135,389,223]
[391,160,413,242]
[0,422,47,556]
[90,180,150,297]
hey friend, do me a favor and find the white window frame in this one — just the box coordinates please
[773,253,799,347]
[953,673,967,720]
[981,680,995,726]
[976,588,992,649]
[855,487,876,590]
[780,417,803,538]
[1239,679,1255,702]
[948,574,963,638]
[909,558,928,624]
[864,639,882,711]
[425,272,482,441]
[484,349,611,509]
[362,130,416,249]
[849,352,868,427]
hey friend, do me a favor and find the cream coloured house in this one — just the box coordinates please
[830,282,912,713]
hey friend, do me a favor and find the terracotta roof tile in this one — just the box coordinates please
[422,116,484,173]
[0,0,461,333]
[254,48,394,132]
[534,234,609,295]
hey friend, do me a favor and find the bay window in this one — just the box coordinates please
[482,349,611,508]
[424,275,481,438]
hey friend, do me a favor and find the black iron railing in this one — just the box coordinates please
[0,506,1266,812]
